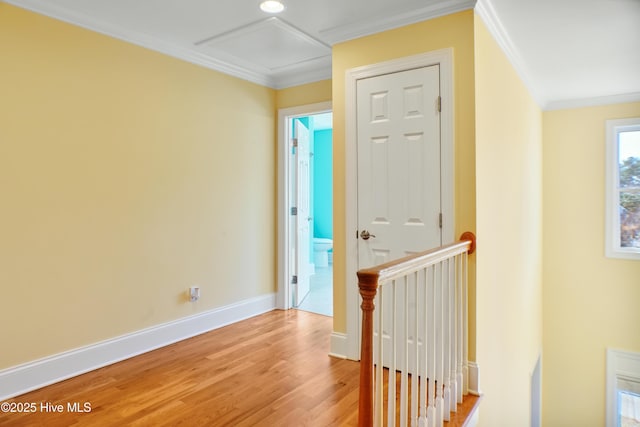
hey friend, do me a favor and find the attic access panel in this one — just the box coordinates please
[195,17,331,72]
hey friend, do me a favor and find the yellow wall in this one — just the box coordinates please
[331,10,477,347]
[474,14,543,426]
[7,6,638,425]
[275,79,332,110]
[543,102,640,426]
[0,4,276,369]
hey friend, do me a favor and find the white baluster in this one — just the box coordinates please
[387,281,397,427]
[435,262,445,427]
[462,252,469,397]
[443,257,452,420]
[456,253,464,404]
[400,276,409,427]
[420,269,429,427]
[451,254,459,411]
[425,266,435,427]
[411,271,419,427]
[447,255,456,415]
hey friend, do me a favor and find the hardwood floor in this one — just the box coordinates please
[0,310,477,426]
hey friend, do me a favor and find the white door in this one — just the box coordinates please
[357,65,442,371]
[294,119,312,306]
[357,65,442,267]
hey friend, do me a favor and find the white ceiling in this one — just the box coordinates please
[6,0,640,110]
[476,0,640,109]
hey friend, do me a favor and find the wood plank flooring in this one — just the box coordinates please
[0,309,477,426]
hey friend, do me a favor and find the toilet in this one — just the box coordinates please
[313,238,333,268]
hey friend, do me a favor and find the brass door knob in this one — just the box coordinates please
[360,230,376,240]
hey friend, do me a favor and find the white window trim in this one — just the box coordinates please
[605,117,640,260]
[607,348,640,427]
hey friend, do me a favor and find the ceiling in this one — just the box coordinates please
[6,0,640,110]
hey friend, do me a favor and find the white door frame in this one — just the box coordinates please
[344,49,455,361]
[277,101,332,310]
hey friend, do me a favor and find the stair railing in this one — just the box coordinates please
[357,232,476,427]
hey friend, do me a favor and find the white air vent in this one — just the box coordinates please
[195,17,330,73]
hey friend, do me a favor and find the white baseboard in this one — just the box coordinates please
[329,332,348,359]
[463,406,480,427]
[464,362,482,427]
[0,293,276,401]
[468,361,480,396]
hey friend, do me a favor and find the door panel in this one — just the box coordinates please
[357,65,442,268]
[294,119,311,307]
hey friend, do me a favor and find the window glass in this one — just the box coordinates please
[618,390,640,427]
[618,130,640,249]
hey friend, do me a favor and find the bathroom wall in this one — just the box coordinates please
[313,128,333,240]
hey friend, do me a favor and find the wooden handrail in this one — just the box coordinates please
[357,232,476,427]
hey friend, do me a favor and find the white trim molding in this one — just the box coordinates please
[276,101,332,310]
[465,362,482,427]
[468,361,481,396]
[345,49,455,361]
[0,294,276,401]
[465,409,480,427]
[4,0,273,87]
[474,0,545,109]
[475,0,640,111]
[531,354,543,427]
[607,348,640,427]
[5,0,473,90]
[329,332,348,359]
[546,92,640,111]
[320,0,476,45]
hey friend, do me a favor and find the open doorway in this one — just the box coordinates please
[277,102,333,317]
[294,112,332,316]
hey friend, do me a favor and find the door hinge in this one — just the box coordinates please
[292,138,298,147]
[439,213,443,228]
[291,275,298,284]
[291,207,298,216]
[437,96,442,113]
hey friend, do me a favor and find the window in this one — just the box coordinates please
[607,349,640,427]
[606,118,640,260]
[619,388,640,427]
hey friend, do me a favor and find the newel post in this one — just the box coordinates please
[357,271,379,427]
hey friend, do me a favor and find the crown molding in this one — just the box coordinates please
[4,0,279,87]
[271,67,333,90]
[5,0,330,89]
[474,0,547,109]
[475,0,640,111]
[7,0,474,90]
[544,92,640,111]
[321,0,476,45]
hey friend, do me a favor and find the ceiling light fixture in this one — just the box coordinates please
[260,0,285,14]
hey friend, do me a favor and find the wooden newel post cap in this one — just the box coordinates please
[460,231,476,255]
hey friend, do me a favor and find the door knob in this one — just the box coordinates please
[360,230,376,240]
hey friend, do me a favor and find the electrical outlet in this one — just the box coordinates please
[189,286,200,302]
